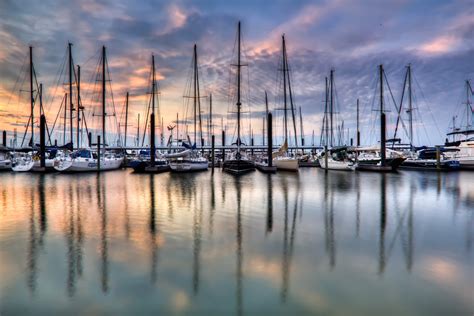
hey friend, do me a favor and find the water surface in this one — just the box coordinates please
[0,169,473,315]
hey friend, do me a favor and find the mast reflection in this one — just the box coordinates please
[149,174,158,284]
[235,178,243,316]
[356,173,360,238]
[266,174,273,234]
[97,174,109,293]
[379,174,386,275]
[281,177,298,302]
[66,183,76,296]
[209,172,215,235]
[324,172,336,269]
[192,180,202,295]
[39,175,47,244]
[27,179,38,294]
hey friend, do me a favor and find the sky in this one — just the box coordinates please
[0,0,473,147]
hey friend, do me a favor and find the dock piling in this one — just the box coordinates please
[267,112,272,167]
[251,137,254,157]
[40,114,46,168]
[97,135,101,171]
[221,130,226,164]
[211,135,215,170]
[324,145,328,171]
[2,131,6,147]
[436,146,440,170]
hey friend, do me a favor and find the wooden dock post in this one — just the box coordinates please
[267,112,272,167]
[2,131,6,147]
[40,114,46,168]
[380,112,386,167]
[211,135,215,170]
[324,145,328,171]
[436,146,441,170]
[88,132,92,148]
[251,137,254,157]
[97,135,101,171]
[221,130,226,164]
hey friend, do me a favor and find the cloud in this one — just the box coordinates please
[0,0,473,145]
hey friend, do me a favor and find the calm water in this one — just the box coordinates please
[0,169,473,315]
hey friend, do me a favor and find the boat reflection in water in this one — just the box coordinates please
[0,169,472,315]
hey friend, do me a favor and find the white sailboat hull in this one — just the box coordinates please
[169,159,208,172]
[273,158,299,171]
[459,157,474,169]
[12,160,35,172]
[318,158,353,171]
[54,157,123,172]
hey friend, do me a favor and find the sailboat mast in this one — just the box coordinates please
[209,93,213,137]
[124,92,129,148]
[324,77,329,147]
[193,44,197,145]
[467,80,472,129]
[151,54,156,165]
[265,91,269,114]
[299,107,304,146]
[380,64,386,166]
[330,69,334,147]
[69,43,74,147]
[282,35,288,142]
[237,21,242,148]
[264,91,268,146]
[77,65,81,147]
[64,93,67,145]
[102,46,106,151]
[29,46,34,146]
[284,36,298,148]
[356,98,360,146]
[195,46,203,147]
[408,64,413,148]
[137,114,140,147]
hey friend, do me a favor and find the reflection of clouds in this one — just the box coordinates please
[172,290,190,312]
[1,170,474,313]
[421,256,458,284]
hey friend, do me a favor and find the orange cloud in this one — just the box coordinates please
[418,35,460,55]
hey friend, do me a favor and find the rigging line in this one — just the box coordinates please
[4,54,28,111]
[384,70,409,140]
[20,114,32,147]
[50,94,65,137]
[413,71,443,141]
[45,47,67,113]
[13,60,29,127]
[285,51,298,148]
[385,205,410,263]
[141,62,153,147]
[392,68,408,148]
[105,53,120,146]
[367,70,379,144]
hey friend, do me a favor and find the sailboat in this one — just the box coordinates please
[54,46,123,172]
[273,35,299,172]
[444,80,474,170]
[166,44,208,172]
[131,54,169,173]
[318,70,353,171]
[355,65,406,172]
[396,65,458,171]
[222,21,255,175]
[10,46,55,172]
